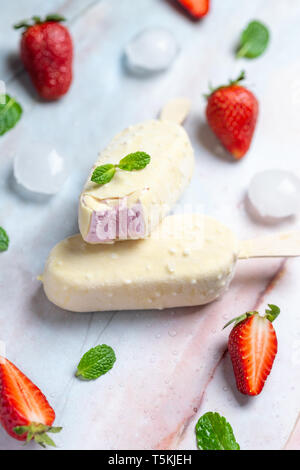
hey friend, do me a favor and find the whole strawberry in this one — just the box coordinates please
[0,356,62,447]
[206,71,258,159]
[14,14,73,100]
[224,304,280,396]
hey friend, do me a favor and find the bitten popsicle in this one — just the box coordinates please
[78,98,194,244]
[42,214,300,313]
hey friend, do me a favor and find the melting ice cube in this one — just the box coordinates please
[248,169,300,219]
[14,142,69,195]
[124,28,179,74]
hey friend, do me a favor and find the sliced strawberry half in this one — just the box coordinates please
[225,305,280,396]
[177,0,210,19]
[0,357,61,447]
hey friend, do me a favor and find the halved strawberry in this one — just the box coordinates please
[0,356,61,447]
[224,305,280,396]
[177,0,210,19]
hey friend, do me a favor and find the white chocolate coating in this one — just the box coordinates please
[42,215,238,312]
[78,119,194,243]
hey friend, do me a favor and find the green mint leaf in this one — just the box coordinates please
[76,344,116,380]
[118,151,151,171]
[195,412,240,450]
[265,304,280,323]
[237,20,270,59]
[0,95,22,136]
[91,164,116,185]
[0,227,9,252]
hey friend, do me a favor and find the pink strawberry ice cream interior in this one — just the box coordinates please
[84,200,146,243]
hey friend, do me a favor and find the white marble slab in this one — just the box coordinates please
[0,0,300,450]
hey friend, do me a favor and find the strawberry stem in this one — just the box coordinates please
[229,70,246,86]
[205,70,246,99]
[223,311,257,330]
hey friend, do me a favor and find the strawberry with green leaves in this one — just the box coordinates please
[14,14,73,100]
[0,356,61,447]
[224,304,280,396]
[206,71,259,159]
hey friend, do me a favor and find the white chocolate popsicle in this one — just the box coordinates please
[42,214,300,313]
[43,214,238,312]
[78,99,194,244]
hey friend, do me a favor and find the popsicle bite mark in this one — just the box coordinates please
[85,200,146,243]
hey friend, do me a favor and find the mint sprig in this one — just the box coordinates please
[0,227,9,252]
[76,344,116,380]
[237,20,270,59]
[91,151,151,185]
[14,423,62,448]
[195,412,240,450]
[0,95,22,136]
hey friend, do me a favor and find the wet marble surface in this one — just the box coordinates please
[0,0,300,450]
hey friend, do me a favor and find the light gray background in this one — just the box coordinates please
[0,0,299,450]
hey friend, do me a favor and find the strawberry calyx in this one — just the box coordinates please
[14,422,62,448]
[223,304,280,330]
[205,70,246,99]
[223,311,257,330]
[13,14,66,31]
[265,304,280,323]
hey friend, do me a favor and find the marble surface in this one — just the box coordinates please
[0,0,300,450]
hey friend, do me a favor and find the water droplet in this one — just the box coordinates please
[248,169,300,219]
[124,28,179,75]
[168,330,177,337]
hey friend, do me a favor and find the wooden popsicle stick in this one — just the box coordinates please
[160,97,191,124]
[238,231,300,259]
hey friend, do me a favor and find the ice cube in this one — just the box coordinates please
[124,28,179,74]
[248,169,300,219]
[14,142,69,195]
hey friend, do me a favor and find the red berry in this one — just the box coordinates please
[177,0,210,18]
[0,356,59,446]
[225,305,280,396]
[206,71,258,159]
[16,16,73,100]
